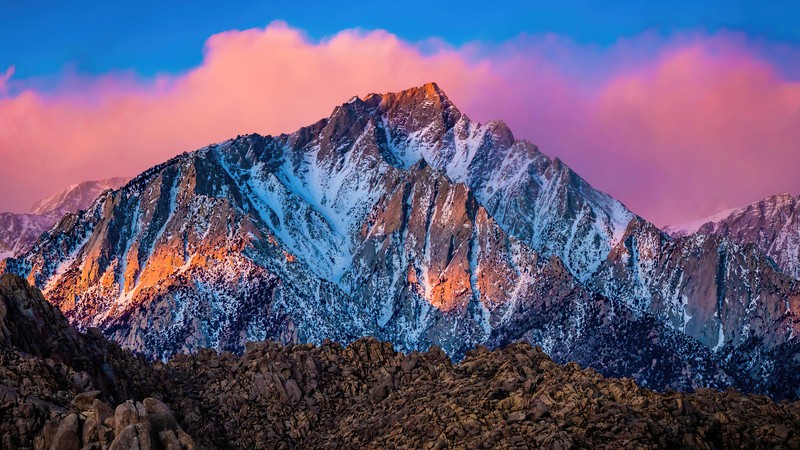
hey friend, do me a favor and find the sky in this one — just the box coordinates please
[1,1,800,226]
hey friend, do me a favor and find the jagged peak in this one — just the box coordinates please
[666,192,799,238]
[364,81,449,105]
[727,192,797,211]
[363,82,461,124]
[761,192,796,205]
[404,81,449,102]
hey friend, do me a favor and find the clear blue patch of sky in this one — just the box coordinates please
[2,0,799,81]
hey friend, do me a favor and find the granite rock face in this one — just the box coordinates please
[594,218,800,399]
[667,193,800,280]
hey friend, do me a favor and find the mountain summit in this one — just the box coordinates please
[3,84,798,399]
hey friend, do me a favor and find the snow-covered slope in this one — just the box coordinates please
[0,213,53,260]
[366,84,634,282]
[595,217,799,350]
[666,193,800,280]
[3,83,798,398]
[0,178,128,260]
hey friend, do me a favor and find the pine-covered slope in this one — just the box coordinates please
[3,83,799,398]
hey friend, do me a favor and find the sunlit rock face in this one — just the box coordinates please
[4,83,799,398]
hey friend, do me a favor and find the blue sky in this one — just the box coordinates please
[3,1,799,80]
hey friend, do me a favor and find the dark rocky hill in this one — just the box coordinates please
[2,274,799,449]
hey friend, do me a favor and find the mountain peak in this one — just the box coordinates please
[666,192,799,238]
[10,81,800,401]
[30,176,129,217]
[360,83,464,150]
[412,81,447,99]
[364,81,448,104]
[768,192,796,204]
[366,82,460,120]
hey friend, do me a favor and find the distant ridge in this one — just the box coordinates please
[0,177,128,259]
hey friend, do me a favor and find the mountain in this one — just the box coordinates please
[666,193,800,280]
[593,217,800,398]
[0,177,128,260]
[0,213,53,259]
[3,83,799,398]
[30,177,129,217]
[2,274,798,449]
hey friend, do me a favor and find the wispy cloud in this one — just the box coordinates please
[0,66,14,96]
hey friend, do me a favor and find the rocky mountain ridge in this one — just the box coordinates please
[0,178,127,260]
[30,177,129,218]
[666,193,800,280]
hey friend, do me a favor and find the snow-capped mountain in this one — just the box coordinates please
[0,178,128,259]
[0,213,54,260]
[3,84,798,398]
[666,193,800,280]
[29,177,129,217]
[593,217,800,396]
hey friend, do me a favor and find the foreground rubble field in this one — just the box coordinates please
[166,339,800,449]
[1,274,799,449]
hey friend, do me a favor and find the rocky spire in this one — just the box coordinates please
[366,82,463,137]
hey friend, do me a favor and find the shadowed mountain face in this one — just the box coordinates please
[667,193,800,280]
[3,83,799,399]
[0,213,53,259]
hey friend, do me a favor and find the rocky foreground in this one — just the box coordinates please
[1,274,799,449]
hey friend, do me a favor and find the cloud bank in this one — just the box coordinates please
[1,22,799,226]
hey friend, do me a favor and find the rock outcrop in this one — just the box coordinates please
[0,274,193,449]
[165,338,800,449]
[1,274,799,449]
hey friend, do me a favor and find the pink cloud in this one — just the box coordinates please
[585,44,800,225]
[0,23,798,227]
